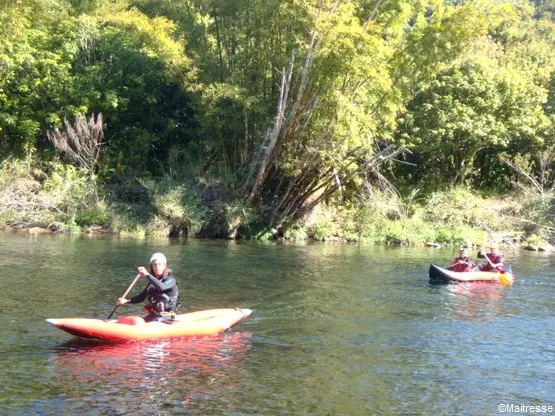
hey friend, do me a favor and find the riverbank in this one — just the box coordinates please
[1,222,552,253]
[1,157,554,248]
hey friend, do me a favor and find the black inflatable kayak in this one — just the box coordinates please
[428,264,514,284]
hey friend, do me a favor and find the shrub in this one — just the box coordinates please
[41,163,98,211]
[74,203,110,226]
[383,217,436,246]
[205,199,258,238]
[519,191,555,237]
[312,216,340,241]
[0,157,103,230]
[524,233,547,247]
[353,208,389,243]
[422,187,485,227]
[283,225,308,241]
[143,177,207,237]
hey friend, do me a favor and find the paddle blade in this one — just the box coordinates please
[498,273,512,286]
[106,305,119,320]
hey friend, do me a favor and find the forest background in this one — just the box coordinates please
[0,0,554,247]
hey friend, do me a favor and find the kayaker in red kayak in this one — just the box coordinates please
[447,248,476,272]
[116,253,180,322]
[477,244,505,272]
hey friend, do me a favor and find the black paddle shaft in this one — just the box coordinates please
[107,273,141,320]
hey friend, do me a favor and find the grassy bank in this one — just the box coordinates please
[0,157,552,248]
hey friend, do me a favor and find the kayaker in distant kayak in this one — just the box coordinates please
[116,252,179,321]
[477,244,505,272]
[447,248,476,272]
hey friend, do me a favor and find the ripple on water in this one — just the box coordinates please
[1,236,554,415]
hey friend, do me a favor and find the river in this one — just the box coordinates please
[0,232,553,415]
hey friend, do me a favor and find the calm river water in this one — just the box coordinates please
[0,232,553,415]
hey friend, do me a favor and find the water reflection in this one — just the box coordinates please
[2,233,554,415]
[48,332,252,414]
[444,282,509,322]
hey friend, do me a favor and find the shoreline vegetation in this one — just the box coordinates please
[0,155,552,252]
[1,1,554,251]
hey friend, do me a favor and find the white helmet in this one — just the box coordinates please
[149,252,167,264]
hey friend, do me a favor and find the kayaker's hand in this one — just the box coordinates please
[137,266,149,277]
[116,298,128,306]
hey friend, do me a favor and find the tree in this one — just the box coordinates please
[0,1,80,157]
[69,6,197,174]
[242,0,489,226]
[396,1,555,192]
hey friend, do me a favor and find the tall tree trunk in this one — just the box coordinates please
[247,28,319,203]
[213,5,224,82]
[246,50,296,202]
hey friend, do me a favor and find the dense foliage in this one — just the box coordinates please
[0,0,553,244]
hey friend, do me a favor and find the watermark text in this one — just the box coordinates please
[498,403,553,413]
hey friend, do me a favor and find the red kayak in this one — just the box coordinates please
[47,308,252,342]
[429,264,515,284]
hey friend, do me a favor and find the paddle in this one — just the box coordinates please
[483,251,511,286]
[107,273,141,320]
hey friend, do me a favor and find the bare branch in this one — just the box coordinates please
[500,154,544,194]
[247,51,296,202]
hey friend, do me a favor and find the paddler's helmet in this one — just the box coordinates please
[150,252,167,265]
